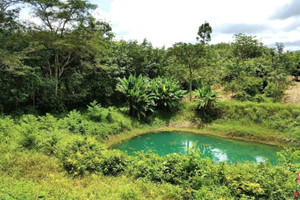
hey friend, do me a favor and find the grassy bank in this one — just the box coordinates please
[105,100,300,149]
[173,100,300,148]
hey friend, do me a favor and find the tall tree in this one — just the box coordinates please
[0,0,22,30]
[167,43,205,102]
[108,39,165,79]
[275,42,284,55]
[24,0,98,95]
[232,34,264,60]
[196,21,212,44]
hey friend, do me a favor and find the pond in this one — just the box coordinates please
[113,131,281,165]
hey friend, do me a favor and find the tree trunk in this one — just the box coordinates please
[54,52,59,96]
[189,64,193,102]
[55,66,58,96]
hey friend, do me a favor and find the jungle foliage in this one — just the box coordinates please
[1,0,300,114]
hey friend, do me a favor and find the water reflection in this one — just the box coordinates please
[182,140,229,162]
[255,156,265,163]
[210,148,228,162]
[181,140,194,154]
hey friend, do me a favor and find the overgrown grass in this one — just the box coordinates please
[0,152,184,200]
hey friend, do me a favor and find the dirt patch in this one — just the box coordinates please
[167,121,203,128]
[282,78,300,105]
[213,87,234,101]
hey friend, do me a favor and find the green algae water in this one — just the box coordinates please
[113,132,281,165]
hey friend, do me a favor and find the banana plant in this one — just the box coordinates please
[197,86,219,112]
[116,74,155,120]
[150,77,186,110]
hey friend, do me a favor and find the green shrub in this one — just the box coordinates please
[232,91,253,101]
[264,82,286,102]
[127,150,219,186]
[17,115,40,150]
[116,75,186,119]
[0,116,16,140]
[100,150,127,176]
[0,116,19,151]
[38,113,60,132]
[11,114,62,154]
[61,110,86,134]
[125,149,300,199]
[59,137,104,175]
[87,101,109,122]
[61,107,132,139]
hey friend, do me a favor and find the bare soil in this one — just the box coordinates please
[282,77,300,105]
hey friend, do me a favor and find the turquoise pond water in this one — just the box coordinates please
[113,132,282,165]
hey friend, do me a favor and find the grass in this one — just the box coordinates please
[106,100,300,149]
[0,152,184,200]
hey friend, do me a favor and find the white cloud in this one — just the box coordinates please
[93,0,300,50]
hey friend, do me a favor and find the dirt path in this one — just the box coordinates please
[282,80,300,105]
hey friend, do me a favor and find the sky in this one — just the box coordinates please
[89,0,300,50]
[20,0,300,50]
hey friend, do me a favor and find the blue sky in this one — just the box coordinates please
[90,0,113,12]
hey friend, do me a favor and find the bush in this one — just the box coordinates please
[100,150,127,176]
[61,110,85,134]
[264,82,286,102]
[59,137,128,176]
[61,107,132,138]
[87,101,109,122]
[196,86,219,122]
[124,148,300,199]
[17,115,40,150]
[0,116,19,148]
[59,137,104,175]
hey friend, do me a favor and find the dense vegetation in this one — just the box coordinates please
[1,0,300,199]
[1,0,300,114]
